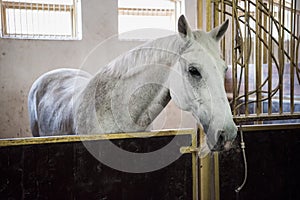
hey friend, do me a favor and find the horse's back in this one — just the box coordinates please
[28,68,91,136]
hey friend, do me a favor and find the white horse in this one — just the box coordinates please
[28,15,237,151]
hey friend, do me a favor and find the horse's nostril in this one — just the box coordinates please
[211,133,226,151]
[218,134,225,144]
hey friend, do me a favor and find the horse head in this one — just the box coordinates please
[169,15,237,151]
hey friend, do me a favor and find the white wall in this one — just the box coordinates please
[0,0,197,138]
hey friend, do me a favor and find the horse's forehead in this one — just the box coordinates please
[183,44,223,65]
[191,31,219,53]
[181,31,223,65]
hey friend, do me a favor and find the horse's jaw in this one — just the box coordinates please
[193,108,237,152]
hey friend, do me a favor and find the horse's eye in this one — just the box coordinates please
[188,66,201,77]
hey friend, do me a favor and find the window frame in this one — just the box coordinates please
[118,0,185,41]
[0,0,82,40]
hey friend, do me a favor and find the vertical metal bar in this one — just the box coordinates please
[268,0,273,115]
[255,0,262,116]
[262,2,268,115]
[13,1,16,36]
[263,4,268,64]
[72,0,76,38]
[1,1,8,35]
[213,0,219,27]
[206,0,212,31]
[25,1,28,36]
[191,130,198,200]
[41,3,44,36]
[6,2,11,35]
[232,0,237,116]
[221,0,226,59]
[244,0,249,116]
[197,0,203,29]
[213,152,220,200]
[35,2,38,38]
[199,126,211,200]
[18,0,22,37]
[280,0,285,114]
[197,126,201,200]
[294,1,299,84]
[297,10,300,37]
[31,1,34,38]
[48,3,50,37]
[290,0,295,114]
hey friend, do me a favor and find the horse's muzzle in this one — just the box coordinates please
[211,131,233,152]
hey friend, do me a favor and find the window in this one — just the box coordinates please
[0,0,82,40]
[118,0,185,40]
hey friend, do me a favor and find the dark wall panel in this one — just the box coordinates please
[0,135,193,200]
[219,127,300,200]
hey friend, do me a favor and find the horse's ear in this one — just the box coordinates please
[178,15,192,39]
[209,19,229,41]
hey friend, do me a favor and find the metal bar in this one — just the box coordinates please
[1,1,8,35]
[197,126,201,200]
[72,0,76,38]
[268,0,273,115]
[234,123,300,132]
[290,0,295,114]
[213,152,220,200]
[263,3,268,64]
[221,0,226,59]
[18,1,22,36]
[294,2,300,85]
[197,0,203,29]
[232,0,237,116]
[256,0,262,117]
[30,2,34,37]
[206,0,212,31]
[233,113,300,123]
[244,0,249,116]
[12,1,16,35]
[199,126,211,200]
[281,0,286,114]
[278,0,284,114]
[191,130,198,200]
[213,0,219,27]
[0,129,195,147]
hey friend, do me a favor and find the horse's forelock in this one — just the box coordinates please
[191,30,224,60]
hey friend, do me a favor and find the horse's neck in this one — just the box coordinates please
[103,35,184,77]
[78,35,185,134]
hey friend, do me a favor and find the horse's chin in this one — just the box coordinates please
[211,140,233,152]
[224,141,233,150]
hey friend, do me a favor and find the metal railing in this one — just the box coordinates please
[198,0,300,123]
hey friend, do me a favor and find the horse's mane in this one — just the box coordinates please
[99,30,224,78]
[100,34,187,78]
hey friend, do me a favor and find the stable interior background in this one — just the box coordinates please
[0,0,198,138]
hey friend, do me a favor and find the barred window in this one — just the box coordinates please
[118,0,185,40]
[0,0,82,40]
